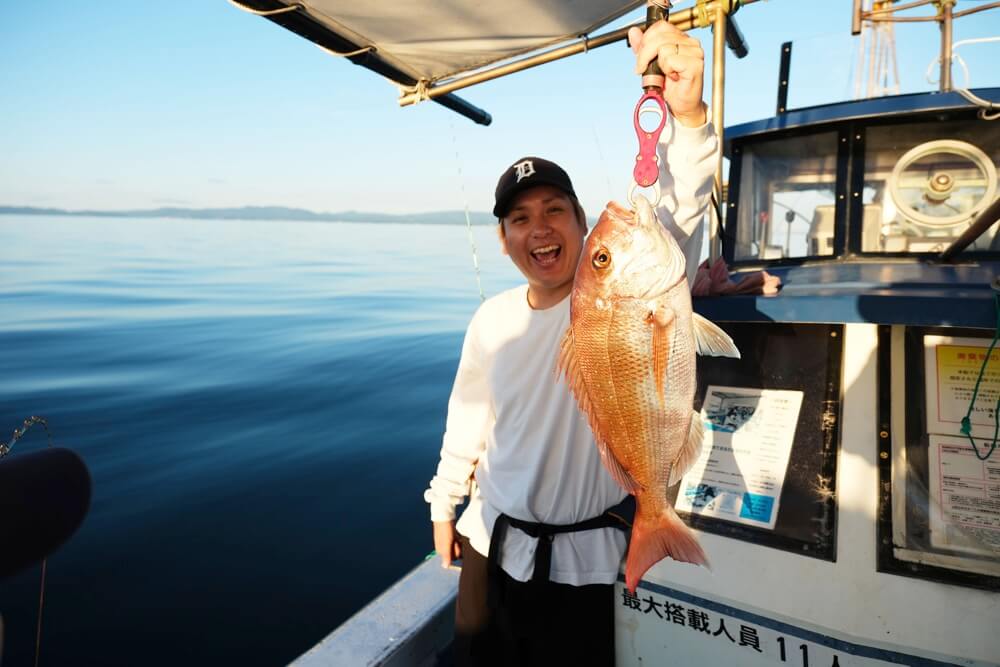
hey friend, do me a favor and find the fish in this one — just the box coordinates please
[556,194,740,593]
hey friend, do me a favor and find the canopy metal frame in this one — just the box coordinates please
[396,1,753,108]
[231,0,754,126]
[230,0,758,262]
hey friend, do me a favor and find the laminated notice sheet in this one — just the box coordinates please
[928,435,1000,557]
[924,335,1000,440]
[675,386,803,529]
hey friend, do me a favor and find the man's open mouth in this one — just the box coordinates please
[530,244,561,266]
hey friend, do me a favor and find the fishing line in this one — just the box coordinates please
[2,415,54,667]
[590,121,615,205]
[449,122,485,302]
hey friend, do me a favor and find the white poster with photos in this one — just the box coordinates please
[675,385,803,530]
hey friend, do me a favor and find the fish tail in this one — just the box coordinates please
[625,504,708,593]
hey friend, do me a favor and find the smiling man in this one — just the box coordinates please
[424,20,720,667]
[494,159,587,310]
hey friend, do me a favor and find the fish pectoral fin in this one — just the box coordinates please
[648,305,674,410]
[668,411,705,487]
[556,326,642,495]
[649,303,674,329]
[692,313,740,358]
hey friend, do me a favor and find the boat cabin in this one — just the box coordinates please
[643,87,1000,667]
[724,89,1000,263]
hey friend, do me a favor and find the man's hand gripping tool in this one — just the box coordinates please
[630,1,671,208]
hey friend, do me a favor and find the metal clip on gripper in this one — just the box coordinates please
[630,1,671,208]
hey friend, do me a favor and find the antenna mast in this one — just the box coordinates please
[852,0,1000,96]
[852,0,901,98]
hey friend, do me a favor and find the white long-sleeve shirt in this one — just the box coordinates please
[424,117,719,585]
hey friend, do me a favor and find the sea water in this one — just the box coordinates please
[0,215,519,666]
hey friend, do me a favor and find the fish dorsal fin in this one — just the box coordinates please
[648,304,675,410]
[692,313,740,358]
[669,410,705,487]
[556,326,642,495]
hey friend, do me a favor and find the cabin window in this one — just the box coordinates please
[860,120,1000,253]
[877,326,1000,589]
[733,132,840,261]
[670,322,842,561]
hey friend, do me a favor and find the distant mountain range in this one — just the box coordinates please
[0,205,498,225]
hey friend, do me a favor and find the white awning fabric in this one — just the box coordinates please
[281,1,644,83]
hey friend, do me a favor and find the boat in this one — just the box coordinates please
[227,1,1000,664]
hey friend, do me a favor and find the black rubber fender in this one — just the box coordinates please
[0,447,91,580]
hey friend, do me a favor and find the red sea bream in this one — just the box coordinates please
[557,195,740,593]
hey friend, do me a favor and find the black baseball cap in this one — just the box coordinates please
[493,156,577,219]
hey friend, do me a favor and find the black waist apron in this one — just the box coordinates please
[486,495,635,607]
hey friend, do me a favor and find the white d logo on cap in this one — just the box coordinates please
[513,160,536,183]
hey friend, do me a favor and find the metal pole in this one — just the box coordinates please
[939,0,954,92]
[940,195,1000,261]
[399,0,750,106]
[854,5,866,98]
[710,1,728,265]
[852,0,863,35]
[953,1,1000,19]
[866,0,937,16]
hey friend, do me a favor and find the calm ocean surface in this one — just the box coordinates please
[0,215,519,666]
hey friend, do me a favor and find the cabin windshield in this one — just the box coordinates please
[733,132,840,261]
[730,117,1000,261]
[860,120,1000,254]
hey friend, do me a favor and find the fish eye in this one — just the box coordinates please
[592,247,611,270]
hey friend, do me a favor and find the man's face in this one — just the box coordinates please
[499,185,587,307]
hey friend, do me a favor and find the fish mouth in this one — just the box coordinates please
[530,243,562,266]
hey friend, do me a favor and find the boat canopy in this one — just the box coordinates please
[265,0,640,82]
[229,0,648,123]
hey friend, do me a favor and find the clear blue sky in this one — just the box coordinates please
[2,0,998,217]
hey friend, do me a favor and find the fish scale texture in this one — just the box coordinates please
[558,198,709,588]
[570,281,695,521]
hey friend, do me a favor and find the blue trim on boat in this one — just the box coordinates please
[724,87,1000,152]
[627,579,966,667]
[693,263,999,328]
